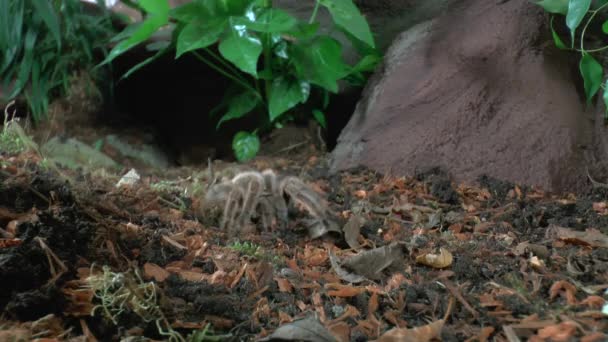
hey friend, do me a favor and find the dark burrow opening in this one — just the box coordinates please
[103,46,362,165]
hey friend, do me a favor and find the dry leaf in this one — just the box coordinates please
[536,321,577,342]
[327,321,350,342]
[325,283,366,297]
[143,263,170,282]
[343,214,366,250]
[416,248,453,268]
[0,238,22,248]
[259,316,337,342]
[549,280,577,305]
[330,243,407,282]
[374,319,444,342]
[547,225,608,248]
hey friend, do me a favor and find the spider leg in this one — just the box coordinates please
[221,187,243,234]
[262,169,288,227]
[232,172,265,228]
[257,197,275,232]
[280,176,328,220]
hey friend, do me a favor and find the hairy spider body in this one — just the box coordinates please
[203,169,337,237]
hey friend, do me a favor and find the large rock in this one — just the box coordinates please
[330,0,606,192]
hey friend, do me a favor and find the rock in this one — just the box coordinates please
[330,0,602,192]
[41,136,119,170]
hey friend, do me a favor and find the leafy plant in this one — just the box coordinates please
[0,0,116,122]
[103,0,380,161]
[536,0,608,114]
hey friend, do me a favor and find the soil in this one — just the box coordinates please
[1,138,607,341]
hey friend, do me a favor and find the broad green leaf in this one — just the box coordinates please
[236,8,297,33]
[172,0,251,22]
[176,19,226,58]
[318,0,375,48]
[603,20,608,34]
[312,109,327,129]
[536,0,569,14]
[579,53,603,102]
[566,0,591,44]
[291,36,350,92]
[351,54,381,73]
[232,131,260,162]
[603,80,608,118]
[31,0,61,49]
[268,77,307,121]
[286,22,320,40]
[217,91,260,128]
[101,0,169,64]
[218,20,262,76]
[550,17,568,49]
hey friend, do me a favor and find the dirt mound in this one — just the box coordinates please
[330,0,606,193]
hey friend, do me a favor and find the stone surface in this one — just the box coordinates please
[330,0,604,192]
[41,137,119,170]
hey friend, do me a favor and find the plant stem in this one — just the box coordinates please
[309,0,320,24]
[263,34,272,102]
[191,51,261,100]
[203,48,249,84]
[261,0,273,102]
[580,2,608,53]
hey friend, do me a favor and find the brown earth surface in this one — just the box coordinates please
[0,142,607,341]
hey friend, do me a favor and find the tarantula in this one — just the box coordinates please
[203,169,339,238]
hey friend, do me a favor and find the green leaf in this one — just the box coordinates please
[579,53,603,102]
[236,8,297,33]
[268,77,307,121]
[286,22,320,41]
[312,109,327,129]
[120,46,170,80]
[176,19,226,58]
[218,19,263,76]
[603,80,608,118]
[566,0,591,44]
[101,0,169,64]
[291,36,350,92]
[217,91,260,128]
[9,28,37,99]
[318,0,375,48]
[536,0,569,14]
[550,17,568,49]
[232,131,260,162]
[172,0,251,22]
[31,0,61,49]
[351,54,381,73]
[603,19,608,34]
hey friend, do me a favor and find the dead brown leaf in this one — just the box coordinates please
[343,214,366,250]
[143,263,170,282]
[374,319,445,342]
[547,225,608,248]
[330,243,407,282]
[579,295,606,309]
[535,321,577,342]
[549,280,578,305]
[0,238,22,248]
[325,283,366,297]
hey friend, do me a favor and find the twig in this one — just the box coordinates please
[586,167,608,188]
[441,279,479,318]
[271,139,310,155]
[36,237,68,284]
